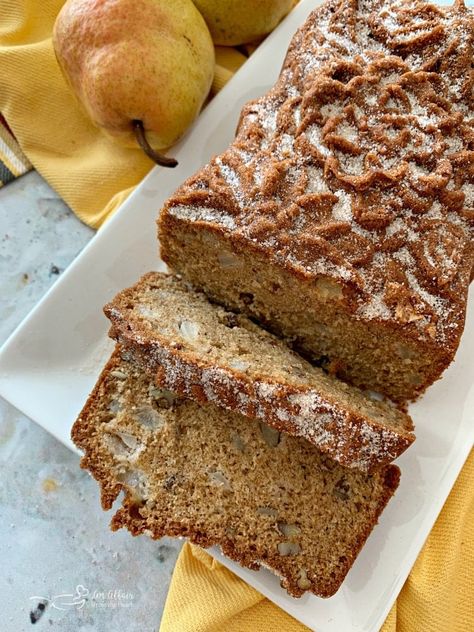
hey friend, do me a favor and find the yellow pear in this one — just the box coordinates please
[192,0,293,46]
[53,0,215,166]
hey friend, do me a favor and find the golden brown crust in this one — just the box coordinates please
[158,0,474,402]
[71,348,400,599]
[71,352,124,511]
[104,272,414,472]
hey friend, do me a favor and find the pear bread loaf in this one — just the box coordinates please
[71,347,401,598]
[104,272,414,472]
[158,0,474,403]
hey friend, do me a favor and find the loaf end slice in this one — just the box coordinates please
[72,347,400,598]
[104,272,414,472]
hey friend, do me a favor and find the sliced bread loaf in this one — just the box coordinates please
[158,0,474,403]
[104,272,414,472]
[72,347,400,598]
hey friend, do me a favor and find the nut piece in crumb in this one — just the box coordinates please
[103,430,140,457]
[395,342,417,361]
[297,569,312,590]
[365,390,385,402]
[278,541,301,556]
[115,468,143,490]
[217,250,241,269]
[179,320,199,342]
[314,277,343,300]
[134,405,165,430]
[115,431,140,451]
[208,469,232,491]
[333,478,351,501]
[148,385,178,409]
[108,399,122,414]
[231,434,246,453]
[260,422,280,447]
[110,369,127,380]
[257,506,278,518]
[278,522,301,538]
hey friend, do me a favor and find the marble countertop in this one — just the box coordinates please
[0,172,182,632]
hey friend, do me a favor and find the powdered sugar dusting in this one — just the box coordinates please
[332,190,353,222]
[169,204,237,230]
[358,293,391,320]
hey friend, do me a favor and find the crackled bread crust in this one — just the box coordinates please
[72,348,400,598]
[159,0,474,402]
[105,272,414,472]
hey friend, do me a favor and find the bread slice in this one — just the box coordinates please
[104,272,414,472]
[71,347,400,598]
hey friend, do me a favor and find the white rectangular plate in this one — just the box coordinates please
[0,1,471,631]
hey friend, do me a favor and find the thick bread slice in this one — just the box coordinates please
[104,272,414,472]
[71,347,400,598]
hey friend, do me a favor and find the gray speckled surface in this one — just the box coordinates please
[0,172,182,632]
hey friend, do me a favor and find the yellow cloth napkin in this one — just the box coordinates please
[160,449,474,632]
[0,0,251,227]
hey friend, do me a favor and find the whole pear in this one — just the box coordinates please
[192,0,293,46]
[53,0,215,166]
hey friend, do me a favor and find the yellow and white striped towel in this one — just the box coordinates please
[0,115,31,187]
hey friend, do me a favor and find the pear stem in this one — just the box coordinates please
[132,120,178,168]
